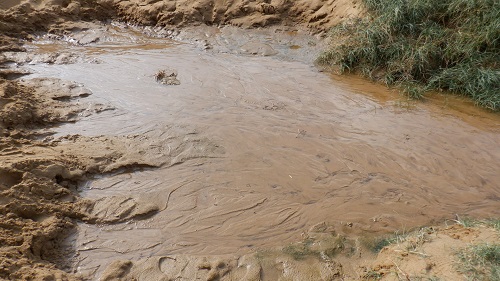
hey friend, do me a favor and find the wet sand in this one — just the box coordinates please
[21,26,500,279]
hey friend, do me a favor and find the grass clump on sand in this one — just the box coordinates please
[456,243,500,281]
[317,0,500,111]
[452,216,500,231]
[361,227,435,254]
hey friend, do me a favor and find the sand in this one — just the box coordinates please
[0,76,226,279]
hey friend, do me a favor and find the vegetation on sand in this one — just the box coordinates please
[456,243,500,281]
[317,0,500,111]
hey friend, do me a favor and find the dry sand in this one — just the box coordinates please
[0,0,499,280]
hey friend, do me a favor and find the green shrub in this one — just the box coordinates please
[318,0,500,111]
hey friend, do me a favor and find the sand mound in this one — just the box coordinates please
[0,0,113,37]
[0,78,105,131]
[364,224,499,280]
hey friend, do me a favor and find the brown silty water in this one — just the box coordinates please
[25,25,500,278]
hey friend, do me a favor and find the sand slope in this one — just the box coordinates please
[111,0,362,30]
[0,0,362,36]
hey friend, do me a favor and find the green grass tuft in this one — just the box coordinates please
[366,236,398,253]
[486,219,500,232]
[456,243,500,281]
[451,216,500,230]
[318,0,500,111]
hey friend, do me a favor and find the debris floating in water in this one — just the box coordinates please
[155,69,180,85]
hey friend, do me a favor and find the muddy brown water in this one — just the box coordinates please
[26,26,500,278]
